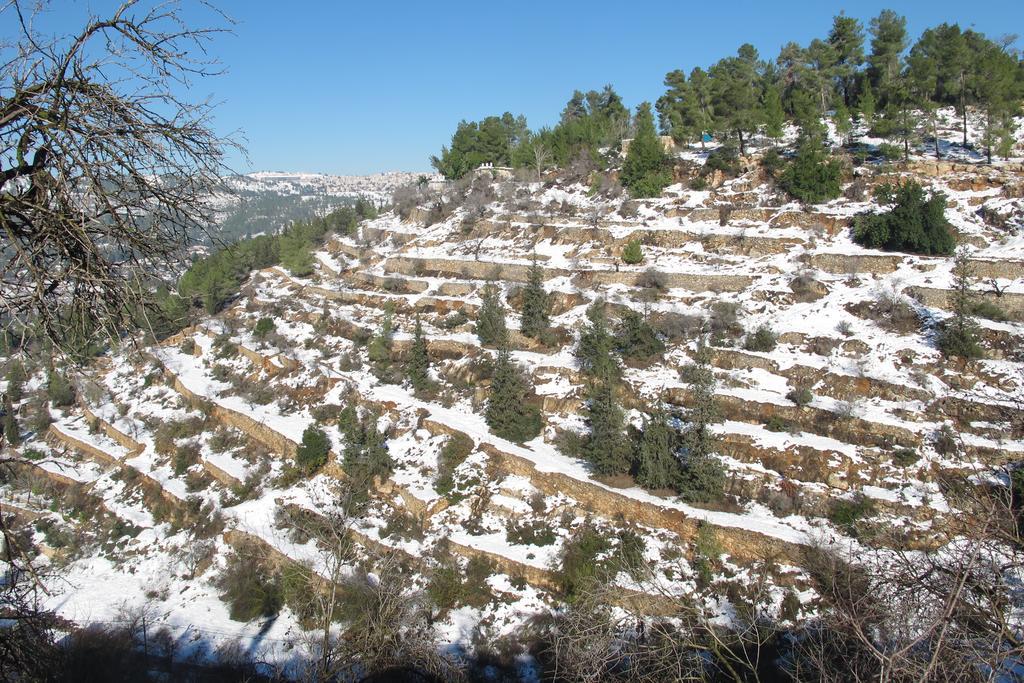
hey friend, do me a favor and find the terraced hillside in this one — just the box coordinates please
[3,155,1023,677]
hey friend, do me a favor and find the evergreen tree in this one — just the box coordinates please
[575,300,620,382]
[253,317,275,340]
[762,84,785,140]
[46,369,75,408]
[615,310,665,361]
[678,341,725,502]
[635,402,682,490]
[780,120,842,204]
[621,240,644,265]
[937,246,983,359]
[407,315,431,392]
[853,181,955,255]
[485,346,542,443]
[2,394,19,447]
[367,304,395,365]
[6,360,25,403]
[709,44,763,155]
[832,101,853,146]
[520,257,551,339]
[621,103,670,199]
[582,378,632,477]
[475,281,508,346]
[296,425,330,473]
[828,14,866,106]
[857,81,877,129]
[344,412,395,481]
[868,9,909,103]
[279,231,314,277]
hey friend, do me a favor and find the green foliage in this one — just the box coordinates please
[5,360,25,403]
[367,305,395,366]
[505,518,557,546]
[296,425,330,474]
[431,112,528,179]
[852,181,955,255]
[342,411,394,484]
[678,342,725,502]
[407,315,431,392]
[485,346,543,444]
[621,103,670,198]
[581,379,632,477]
[614,310,665,361]
[635,403,683,491]
[46,370,75,408]
[475,282,508,347]
[892,447,920,467]
[786,386,813,407]
[218,543,283,622]
[516,85,629,170]
[828,494,877,536]
[428,556,493,610]
[779,138,842,204]
[253,317,275,339]
[435,432,473,495]
[621,240,644,265]
[3,395,19,446]
[520,258,551,339]
[575,300,620,382]
[556,524,614,598]
[744,325,778,352]
[937,247,983,359]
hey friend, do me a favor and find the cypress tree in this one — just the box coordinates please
[408,315,431,391]
[582,378,632,477]
[6,361,25,403]
[635,402,682,491]
[762,84,786,140]
[2,394,19,447]
[520,257,551,339]
[575,300,620,382]
[476,281,508,346]
[615,309,665,361]
[485,346,543,444]
[621,102,671,199]
[678,341,725,502]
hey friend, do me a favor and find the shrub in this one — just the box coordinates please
[936,321,983,359]
[786,386,813,407]
[636,268,668,291]
[852,181,955,256]
[438,310,469,329]
[621,240,644,265]
[172,443,200,475]
[178,338,196,355]
[828,495,877,536]
[892,448,920,467]
[760,147,784,177]
[765,415,790,433]
[253,317,275,339]
[744,325,777,352]
[555,525,613,598]
[702,144,739,177]
[428,556,493,610]
[709,301,741,337]
[435,432,473,495]
[217,542,283,622]
[505,519,557,546]
[933,425,959,456]
[296,425,330,473]
[970,300,1007,322]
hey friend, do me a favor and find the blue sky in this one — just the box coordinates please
[59,1,1024,174]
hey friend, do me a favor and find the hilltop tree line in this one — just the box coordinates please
[431,10,1023,188]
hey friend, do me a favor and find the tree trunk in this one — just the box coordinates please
[737,130,745,156]
[933,116,941,160]
[960,73,968,147]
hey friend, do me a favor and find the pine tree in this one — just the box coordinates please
[296,425,330,473]
[520,257,551,339]
[635,402,682,490]
[582,378,632,477]
[678,341,725,502]
[937,246,983,359]
[621,102,670,199]
[485,346,542,443]
[575,300,620,382]
[343,412,395,482]
[475,281,508,346]
[832,101,853,146]
[762,84,785,140]
[857,81,876,129]
[407,315,431,391]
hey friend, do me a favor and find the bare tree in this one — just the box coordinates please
[0,0,241,351]
[532,140,551,181]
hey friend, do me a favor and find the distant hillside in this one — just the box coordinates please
[203,171,434,245]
